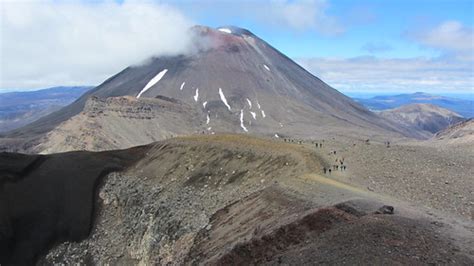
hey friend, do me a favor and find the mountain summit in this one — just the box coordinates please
[2,26,410,153]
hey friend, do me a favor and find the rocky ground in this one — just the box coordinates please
[2,134,473,264]
[302,137,473,220]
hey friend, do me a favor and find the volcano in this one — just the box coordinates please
[2,26,412,153]
[1,27,473,266]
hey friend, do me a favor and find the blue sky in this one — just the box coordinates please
[1,0,473,94]
[172,0,473,59]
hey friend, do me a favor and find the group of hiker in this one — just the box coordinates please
[283,138,326,147]
[283,138,312,145]
[323,157,347,174]
[281,137,348,175]
[281,137,397,176]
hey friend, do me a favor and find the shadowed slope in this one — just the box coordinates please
[0,146,150,264]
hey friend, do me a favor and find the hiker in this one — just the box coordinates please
[323,167,327,174]
[328,169,332,174]
[319,143,322,148]
[387,141,391,148]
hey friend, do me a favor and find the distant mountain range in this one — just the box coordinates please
[0,86,92,132]
[2,85,470,140]
[353,92,473,118]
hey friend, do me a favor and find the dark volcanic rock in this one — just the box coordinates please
[0,146,149,264]
[375,205,395,215]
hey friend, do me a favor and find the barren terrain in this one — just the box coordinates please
[1,134,472,264]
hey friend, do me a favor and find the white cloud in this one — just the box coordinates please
[297,20,474,94]
[297,56,474,93]
[0,0,194,90]
[263,0,344,35]
[177,0,344,35]
[411,20,474,60]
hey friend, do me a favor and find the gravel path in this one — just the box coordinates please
[310,138,473,220]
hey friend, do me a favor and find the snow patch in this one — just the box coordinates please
[180,82,185,91]
[193,88,199,102]
[263,64,270,71]
[207,127,212,131]
[279,122,283,127]
[246,98,252,108]
[206,114,210,124]
[137,69,168,98]
[219,88,232,111]
[274,134,280,138]
[203,101,208,108]
[256,101,261,109]
[261,110,266,118]
[218,28,232,34]
[250,111,257,120]
[240,109,248,132]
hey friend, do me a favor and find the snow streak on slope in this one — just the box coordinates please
[261,110,266,118]
[194,88,199,102]
[180,82,185,91]
[264,64,270,71]
[219,88,232,111]
[246,98,252,108]
[250,111,257,120]
[240,109,248,132]
[218,28,232,34]
[203,101,208,108]
[206,114,210,124]
[137,69,168,98]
